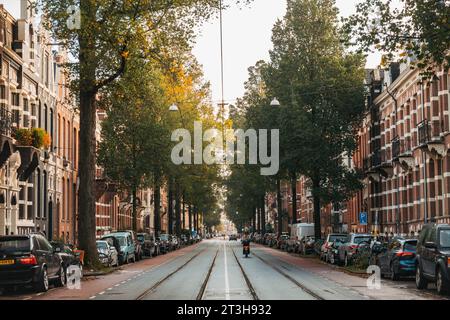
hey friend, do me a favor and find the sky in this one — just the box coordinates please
[2,0,381,104]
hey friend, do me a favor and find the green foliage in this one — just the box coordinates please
[14,128,33,147]
[342,0,450,77]
[227,0,367,237]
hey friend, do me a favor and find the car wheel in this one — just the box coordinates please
[132,254,136,263]
[55,266,67,287]
[329,254,335,265]
[34,267,49,293]
[436,267,449,295]
[415,264,428,290]
[390,264,399,281]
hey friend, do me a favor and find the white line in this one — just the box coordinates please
[98,291,105,295]
[89,296,96,299]
[223,242,230,300]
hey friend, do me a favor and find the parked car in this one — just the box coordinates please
[415,224,450,295]
[338,233,373,267]
[375,238,417,281]
[159,234,171,253]
[101,232,135,264]
[277,233,290,250]
[117,230,143,261]
[50,241,83,277]
[298,236,316,255]
[96,240,119,267]
[229,234,238,241]
[320,233,348,261]
[180,235,189,246]
[137,233,159,257]
[327,238,347,265]
[170,235,180,250]
[285,236,299,253]
[0,234,66,293]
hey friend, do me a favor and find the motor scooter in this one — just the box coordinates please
[243,242,250,258]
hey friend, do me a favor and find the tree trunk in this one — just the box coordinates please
[261,195,266,235]
[277,179,283,236]
[77,4,98,266]
[153,178,161,236]
[182,192,186,230]
[175,181,181,238]
[168,179,173,234]
[313,178,321,240]
[252,207,256,233]
[188,204,192,239]
[132,187,138,232]
[291,171,297,224]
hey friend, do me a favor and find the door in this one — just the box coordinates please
[422,227,437,276]
[37,236,59,276]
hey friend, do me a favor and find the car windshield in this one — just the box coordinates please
[96,242,108,249]
[115,237,127,246]
[403,240,417,252]
[439,229,450,248]
[0,238,30,254]
[354,236,371,244]
[329,235,347,242]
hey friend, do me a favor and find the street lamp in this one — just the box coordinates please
[270,98,280,107]
[169,104,179,112]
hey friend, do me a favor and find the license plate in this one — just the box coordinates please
[0,260,14,265]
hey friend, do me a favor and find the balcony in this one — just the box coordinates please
[0,106,15,137]
[391,136,401,160]
[417,120,446,157]
[370,150,381,168]
[417,120,431,146]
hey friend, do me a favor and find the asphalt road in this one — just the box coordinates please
[0,239,448,300]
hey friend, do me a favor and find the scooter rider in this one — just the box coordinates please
[242,235,250,256]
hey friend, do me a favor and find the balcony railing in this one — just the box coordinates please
[392,136,401,159]
[0,106,15,136]
[371,150,381,168]
[417,120,431,146]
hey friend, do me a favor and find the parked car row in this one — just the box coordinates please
[97,231,202,268]
[253,223,450,296]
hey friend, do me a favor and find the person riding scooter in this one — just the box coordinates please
[242,236,250,258]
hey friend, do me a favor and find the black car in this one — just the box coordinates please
[375,238,417,281]
[50,241,83,277]
[229,235,238,241]
[416,223,450,295]
[0,234,66,293]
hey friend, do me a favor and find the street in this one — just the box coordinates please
[0,239,447,301]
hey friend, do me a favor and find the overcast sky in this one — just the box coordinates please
[2,0,381,103]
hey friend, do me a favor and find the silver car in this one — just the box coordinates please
[96,240,119,267]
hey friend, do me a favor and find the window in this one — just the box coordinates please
[0,85,5,99]
[37,236,53,252]
[11,93,19,106]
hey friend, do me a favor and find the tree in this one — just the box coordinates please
[265,0,367,239]
[97,58,170,233]
[343,0,450,76]
[40,0,253,267]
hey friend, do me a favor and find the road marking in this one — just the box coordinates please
[223,242,230,300]
[89,296,96,299]
[99,291,105,295]
[107,287,113,291]
[114,284,120,287]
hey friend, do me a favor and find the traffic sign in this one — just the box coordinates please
[359,212,368,225]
